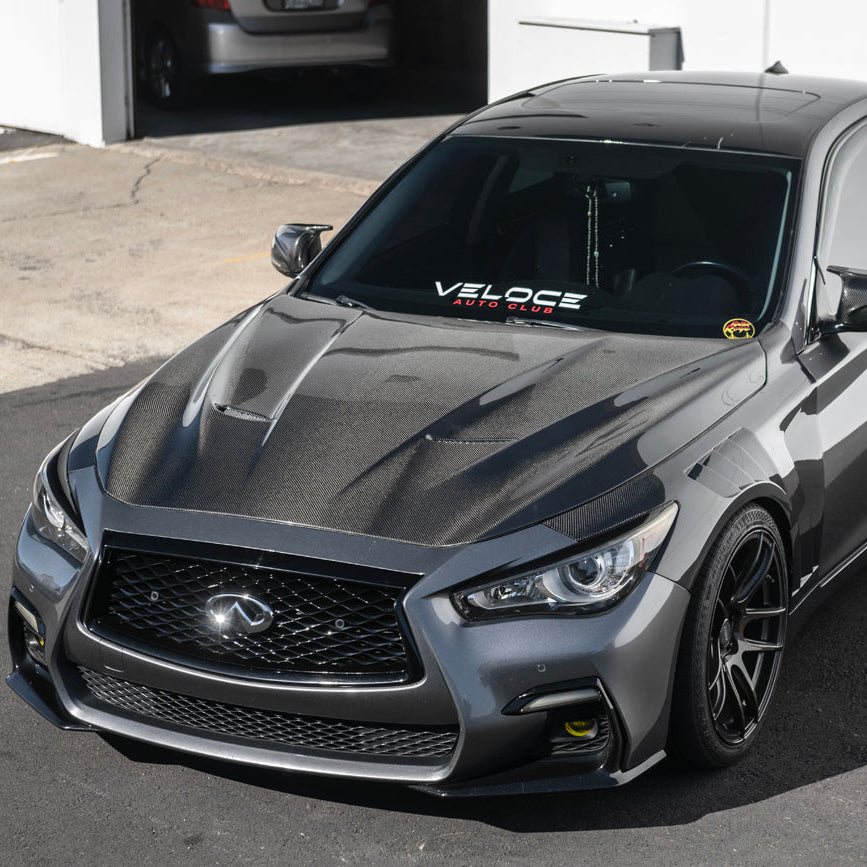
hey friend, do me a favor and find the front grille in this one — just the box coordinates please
[78,667,458,760]
[86,547,414,683]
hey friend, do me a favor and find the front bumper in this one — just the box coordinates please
[195,9,392,74]
[8,482,689,796]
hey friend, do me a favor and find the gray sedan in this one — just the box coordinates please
[10,70,867,797]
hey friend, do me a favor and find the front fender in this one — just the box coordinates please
[653,423,799,594]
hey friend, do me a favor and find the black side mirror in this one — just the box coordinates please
[822,266,867,333]
[271,223,333,277]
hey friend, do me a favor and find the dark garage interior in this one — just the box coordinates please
[132,0,488,140]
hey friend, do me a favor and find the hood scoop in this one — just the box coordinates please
[424,433,517,444]
[214,403,274,423]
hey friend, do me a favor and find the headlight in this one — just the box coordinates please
[453,502,678,618]
[31,441,88,563]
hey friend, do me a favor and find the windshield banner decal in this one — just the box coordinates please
[435,282,587,313]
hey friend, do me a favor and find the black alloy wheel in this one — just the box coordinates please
[669,505,788,767]
[145,28,190,108]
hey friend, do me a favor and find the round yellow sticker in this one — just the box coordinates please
[723,318,755,339]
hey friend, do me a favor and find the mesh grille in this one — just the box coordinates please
[78,667,457,760]
[549,715,611,755]
[87,549,413,682]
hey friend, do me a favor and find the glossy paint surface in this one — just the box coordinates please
[460,71,867,157]
[9,71,867,795]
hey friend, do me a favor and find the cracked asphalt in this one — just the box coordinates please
[1,102,866,863]
[0,142,369,393]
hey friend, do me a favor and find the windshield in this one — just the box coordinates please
[306,136,798,339]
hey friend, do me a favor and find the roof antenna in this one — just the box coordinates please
[764,60,789,74]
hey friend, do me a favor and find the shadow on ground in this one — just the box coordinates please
[0,128,65,152]
[2,360,865,834]
[135,66,486,139]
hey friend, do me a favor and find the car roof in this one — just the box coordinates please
[453,70,867,157]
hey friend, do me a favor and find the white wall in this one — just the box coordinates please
[0,0,132,146]
[490,0,867,99]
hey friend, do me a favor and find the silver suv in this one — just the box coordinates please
[135,0,393,106]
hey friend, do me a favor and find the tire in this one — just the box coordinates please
[144,27,194,109]
[669,505,788,767]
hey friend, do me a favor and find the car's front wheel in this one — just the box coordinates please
[669,504,788,767]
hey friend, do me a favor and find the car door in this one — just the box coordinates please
[798,121,867,580]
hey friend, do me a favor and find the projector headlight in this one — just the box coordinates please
[453,502,678,618]
[31,440,88,563]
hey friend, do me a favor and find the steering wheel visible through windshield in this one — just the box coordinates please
[305,136,799,339]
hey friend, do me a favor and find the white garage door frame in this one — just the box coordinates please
[0,0,134,147]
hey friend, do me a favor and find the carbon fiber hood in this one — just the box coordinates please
[99,295,766,546]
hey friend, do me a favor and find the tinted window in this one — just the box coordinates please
[308,137,797,339]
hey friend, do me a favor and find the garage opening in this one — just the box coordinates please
[130,0,487,180]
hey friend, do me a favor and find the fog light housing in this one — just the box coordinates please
[12,594,47,667]
[24,631,47,666]
[547,713,610,756]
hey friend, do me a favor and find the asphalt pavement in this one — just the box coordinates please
[1,77,865,864]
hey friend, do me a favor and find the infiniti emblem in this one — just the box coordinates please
[205,593,274,636]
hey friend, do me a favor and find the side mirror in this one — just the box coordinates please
[823,266,867,333]
[271,223,333,278]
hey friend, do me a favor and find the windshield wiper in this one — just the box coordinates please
[335,294,377,311]
[505,316,584,332]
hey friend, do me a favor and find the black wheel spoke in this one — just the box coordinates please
[708,646,723,692]
[739,636,784,654]
[729,656,760,726]
[721,658,747,735]
[707,641,727,720]
[733,537,774,607]
[710,673,727,721]
[712,598,728,633]
[741,605,786,625]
